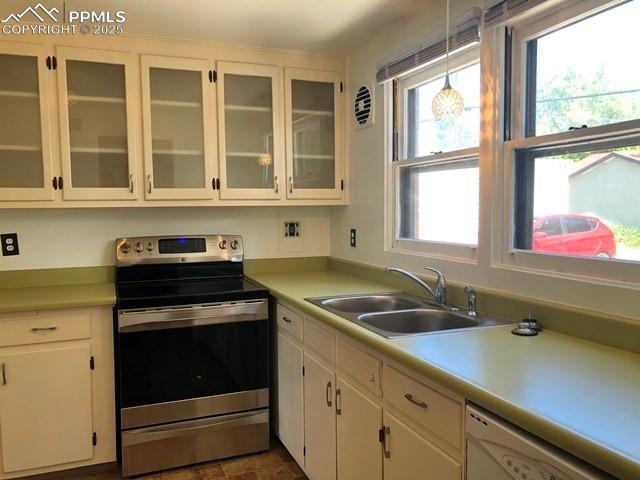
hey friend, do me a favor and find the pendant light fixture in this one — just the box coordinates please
[432,0,464,120]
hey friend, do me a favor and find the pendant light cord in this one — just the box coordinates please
[445,0,450,78]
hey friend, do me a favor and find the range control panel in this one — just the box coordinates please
[116,235,243,266]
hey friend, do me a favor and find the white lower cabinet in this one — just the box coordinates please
[336,377,382,480]
[0,307,115,479]
[382,412,461,480]
[303,352,337,480]
[0,346,94,472]
[275,301,462,480]
[276,331,305,466]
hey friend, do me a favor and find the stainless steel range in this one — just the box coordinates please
[114,235,269,477]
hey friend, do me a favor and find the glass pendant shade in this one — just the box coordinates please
[257,153,273,166]
[432,75,464,120]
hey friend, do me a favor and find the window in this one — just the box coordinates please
[393,49,481,254]
[525,1,640,137]
[514,137,640,262]
[507,0,640,276]
[399,158,479,245]
[406,63,480,156]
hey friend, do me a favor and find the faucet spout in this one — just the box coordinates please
[385,267,438,303]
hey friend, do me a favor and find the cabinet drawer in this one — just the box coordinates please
[304,319,335,363]
[336,338,381,395]
[383,365,462,450]
[276,303,303,341]
[0,311,91,347]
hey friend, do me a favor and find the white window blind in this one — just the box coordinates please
[376,12,481,83]
[483,0,546,27]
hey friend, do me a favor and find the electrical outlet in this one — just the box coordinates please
[350,228,357,247]
[1,233,19,256]
[284,222,301,238]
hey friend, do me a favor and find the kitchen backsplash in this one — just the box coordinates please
[0,207,330,271]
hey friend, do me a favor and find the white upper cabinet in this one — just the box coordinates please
[285,68,344,200]
[0,43,54,202]
[217,62,284,200]
[141,55,215,200]
[57,47,138,200]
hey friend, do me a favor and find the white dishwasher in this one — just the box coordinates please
[466,405,613,480]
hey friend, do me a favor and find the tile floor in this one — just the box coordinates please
[73,440,307,480]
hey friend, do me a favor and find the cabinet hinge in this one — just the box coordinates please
[89,356,95,370]
[339,81,343,94]
[378,427,385,443]
[92,432,97,446]
[340,179,344,191]
[302,366,305,376]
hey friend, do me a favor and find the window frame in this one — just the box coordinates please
[499,0,640,284]
[388,47,481,261]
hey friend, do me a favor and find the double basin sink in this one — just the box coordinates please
[306,292,509,338]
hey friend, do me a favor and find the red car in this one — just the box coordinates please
[532,214,616,258]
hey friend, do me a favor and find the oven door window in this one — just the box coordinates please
[119,320,268,408]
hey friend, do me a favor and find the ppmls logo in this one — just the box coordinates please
[1,3,126,36]
[1,3,59,23]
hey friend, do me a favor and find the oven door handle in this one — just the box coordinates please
[121,409,268,447]
[118,299,268,332]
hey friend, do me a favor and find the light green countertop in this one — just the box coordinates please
[0,282,116,314]
[249,270,640,480]
[0,266,116,314]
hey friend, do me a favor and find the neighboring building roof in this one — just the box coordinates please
[569,151,640,178]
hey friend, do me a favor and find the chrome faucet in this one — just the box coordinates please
[385,267,447,305]
[464,286,477,316]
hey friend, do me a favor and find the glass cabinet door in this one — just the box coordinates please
[217,62,283,199]
[57,47,137,200]
[141,56,213,200]
[285,68,343,200]
[0,44,54,201]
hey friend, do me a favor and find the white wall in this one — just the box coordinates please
[332,2,640,320]
[0,207,330,271]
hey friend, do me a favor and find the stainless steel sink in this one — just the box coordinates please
[319,295,422,313]
[358,309,479,336]
[306,292,510,338]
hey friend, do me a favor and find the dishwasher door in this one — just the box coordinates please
[465,405,612,480]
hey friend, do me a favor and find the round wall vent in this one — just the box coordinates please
[353,84,374,129]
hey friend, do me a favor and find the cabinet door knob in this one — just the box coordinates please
[289,176,293,194]
[129,174,134,194]
[325,381,332,407]
[282,316,292,324]
[1,363,6,385]
[147,174,152,194]
[335,388,342,415]
[274,176,279,194]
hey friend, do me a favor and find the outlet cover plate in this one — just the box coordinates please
[1,233,19,256]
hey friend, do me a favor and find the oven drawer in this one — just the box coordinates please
[121,409,269,477]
